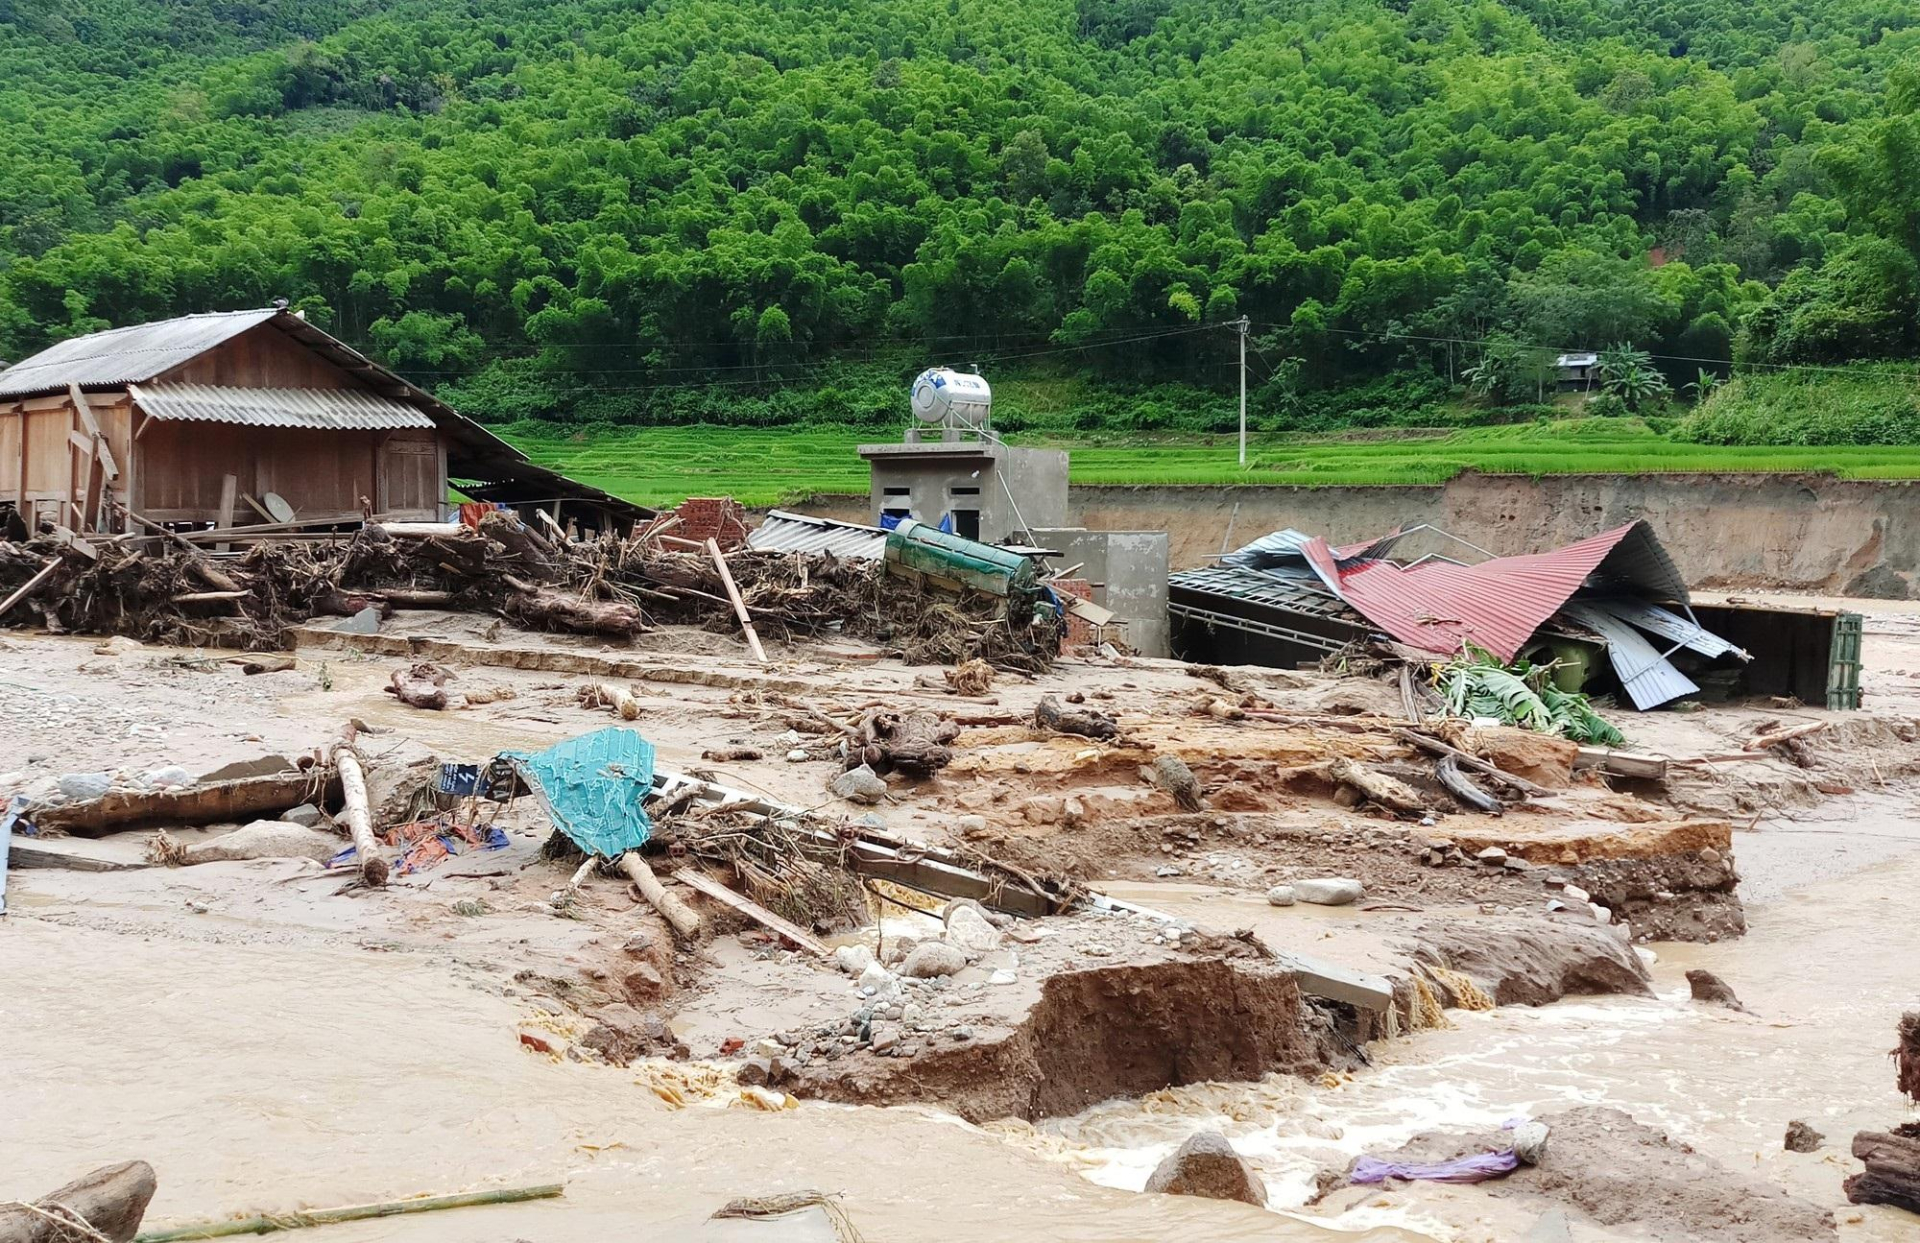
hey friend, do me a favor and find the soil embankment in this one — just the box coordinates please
[791,472,1920,596]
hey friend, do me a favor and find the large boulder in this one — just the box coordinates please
[1292,877,1364,906]
[901,941,967,979]
[1144,1132,1267,1207]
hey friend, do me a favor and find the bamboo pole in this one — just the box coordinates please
[706,537,767,663]
[329,745,388,887]
[132,1183,564,1242]
[615,851,702,940]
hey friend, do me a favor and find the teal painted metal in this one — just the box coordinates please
[1827,611,1862,709]
[502,727,655,858]
[884,519,1038,600]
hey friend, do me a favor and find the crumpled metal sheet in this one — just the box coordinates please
[502,727,655,858]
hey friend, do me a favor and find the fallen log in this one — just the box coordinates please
[330,745,388,887]
[1034,693,1118,741]
[1393,728,1551,797]
[375,520,468,539]
[30,771,335,838]
[1326,756,1430,818]
[503,579,642,637]
[118,508,243,593]
[130,1183,563,1242]
[577,682,641,720]
[1901,1011,1920,1104]
[1845,1130,1920,1216]
[1745,721,1829,751]
[615,851,701,940]
[1435,754,1502,815]
[386,662,452,710]
[851,707,959,778]
[0,1160,156,1243]
[369,588,456,609]
[169,590,250,605]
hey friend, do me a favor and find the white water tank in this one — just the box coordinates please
[910,367,992,430]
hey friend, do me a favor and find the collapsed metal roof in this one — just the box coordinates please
[747,510,888,560]
[1295,521,1689,663]
[1181,520,1740,710]
[129,382,435,431]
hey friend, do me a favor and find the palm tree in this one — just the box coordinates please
[1597,343,1671,409]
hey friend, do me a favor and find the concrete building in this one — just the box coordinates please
[1032,526,1171,657]
[856,439,1067,543]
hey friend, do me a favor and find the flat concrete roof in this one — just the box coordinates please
[857,440,999,461]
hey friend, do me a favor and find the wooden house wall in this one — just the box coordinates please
[134,421,379,521]
[164,323,363,389]
[2,392,133,529]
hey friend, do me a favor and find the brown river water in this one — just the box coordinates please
[5,802,1918,1241]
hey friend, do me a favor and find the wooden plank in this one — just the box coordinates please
[68,384,117,480]
[707,537,768,663]
[47,525,98,561]
[68,429,94,456]
[214,472,238,552]
[1063,594,1115,627]
[0,558,61,616]
[670,866,829,955]
[1572,747,1668,780]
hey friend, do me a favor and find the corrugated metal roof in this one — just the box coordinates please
[129,382,436,430]
[1302,522,1666,662]
[1590,598,1749,661]
[1168,564,1357,620]
[1561,602,1701,709]
[0,310,277,396]
[746,509,888,560]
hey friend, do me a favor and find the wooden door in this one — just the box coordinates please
[377,430,442,520]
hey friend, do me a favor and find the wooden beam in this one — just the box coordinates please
[68,384,117,480]
[1571,747,1668,781]
[708,537,768,663]
[68,429,94,456]
[671,866,829,955]
[0,557,60,616]
[214,472,238,553]
[47,525,98,561]
[133,412,155,440]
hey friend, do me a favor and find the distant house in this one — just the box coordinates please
[1555,351,1599,392]
[0,308,646,536]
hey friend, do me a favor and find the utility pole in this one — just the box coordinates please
[1236,316,1250,468]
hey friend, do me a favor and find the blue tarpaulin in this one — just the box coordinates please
[502,727,656,858]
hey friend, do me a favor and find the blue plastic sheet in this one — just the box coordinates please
[502,727,656,859]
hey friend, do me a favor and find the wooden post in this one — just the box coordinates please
[214,473,237,553]
[707,537,767,663]
[329,745,388,887]
[69,385,116,533]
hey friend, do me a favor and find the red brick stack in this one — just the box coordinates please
[671,497,749,550]
[1051,577,1095,649]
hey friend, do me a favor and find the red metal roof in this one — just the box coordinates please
[1302,522,1668,661]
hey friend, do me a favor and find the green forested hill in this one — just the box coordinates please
[0,0,1915,431]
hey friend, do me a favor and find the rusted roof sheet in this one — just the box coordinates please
[747,509,888,560]
[129,382,435,431]
[0,310,277,396]
[1302,521,1685,662]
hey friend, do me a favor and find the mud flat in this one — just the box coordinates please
[8,605,1920,1240]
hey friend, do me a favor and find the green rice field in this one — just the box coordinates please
[498,418,1920,509]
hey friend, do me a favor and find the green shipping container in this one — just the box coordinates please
[884,519,1039,603]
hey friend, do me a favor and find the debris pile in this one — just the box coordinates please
[0,504,1062,669]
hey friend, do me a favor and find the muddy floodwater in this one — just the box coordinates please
[6,800,1916,1242]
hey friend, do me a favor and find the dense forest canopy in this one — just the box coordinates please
[0,0,1915,427]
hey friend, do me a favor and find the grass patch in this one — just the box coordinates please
[496,418,1920,508]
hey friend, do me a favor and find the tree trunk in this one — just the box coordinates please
[331,745,388,887]
[852,708,960,777]
[1326,756,1430,818]
[0,1161,157,1243]
[616,851,702,940]
[1033,694,1118,741]
[505,588,642,637]
[1845,1130,1920,1215]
